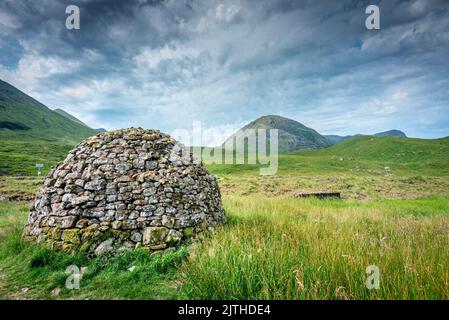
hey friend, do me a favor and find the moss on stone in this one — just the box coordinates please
[81,224,99,242]
[79,241,92,253]
[182,227,194,239]
[48,227,62,241]
[62,229,80,245]
[62,243,76,253]
[143,227,168,245]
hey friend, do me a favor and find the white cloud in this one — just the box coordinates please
[0,52,80,95]
[133,43,202,70]
[215,2,240,23]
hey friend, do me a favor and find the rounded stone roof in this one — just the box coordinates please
[24,128,226,256]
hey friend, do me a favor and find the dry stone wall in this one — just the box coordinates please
[23,128,226,256]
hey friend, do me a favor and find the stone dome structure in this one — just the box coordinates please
[23,128,226,256]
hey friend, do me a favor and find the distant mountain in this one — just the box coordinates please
[374,130,407,138]
[0,79,97,144]
[325,130,407,145]
[323,135,352,145]
[223,115,329,153]
[96,128,107,132]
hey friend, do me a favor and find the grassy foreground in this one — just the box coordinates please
[0,195,447,300]
[0,201,186,299]
[0,135,448,299]
[182,196,449,299]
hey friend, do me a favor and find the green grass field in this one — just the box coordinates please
[0,140,75,177]
[0,195,447,299]
[0,135,448,299]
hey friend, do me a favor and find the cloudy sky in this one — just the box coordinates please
[1,0,449,143]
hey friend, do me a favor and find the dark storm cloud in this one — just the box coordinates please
[0,0,448,140]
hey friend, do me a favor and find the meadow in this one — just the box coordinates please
[0,135,448,299]
[0,195,447,299]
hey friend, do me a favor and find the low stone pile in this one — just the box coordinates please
[23,128,226,256]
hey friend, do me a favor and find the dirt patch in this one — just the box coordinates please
[355,192,370,201]
[0,192,34,202]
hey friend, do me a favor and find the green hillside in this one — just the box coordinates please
[0,79,97,175]
[1,83,448,179]
[0,140,74,176]
[307,135,449,170]
[324,130,407,145]
[223,115,329,152]
[323,134,351,145]
[207,135,449,176]
[199,135,449,201]
[286,135,449,176]
[0,80,97,144]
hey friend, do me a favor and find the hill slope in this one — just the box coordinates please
[208,135,449,177]
[374,130,407,138]
[325,130,407,145]
[0,79,97,144]
[54,108,107,133]
[292,135,449,175]
[317,135,447,163]
[323,134,352,145]
[53,108,89,127]
[223,115,329,152]
[0,79,98,175]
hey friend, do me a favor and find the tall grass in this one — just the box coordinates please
[1,197,448,300]
[181,196,449,299]
[0,201,188,299]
